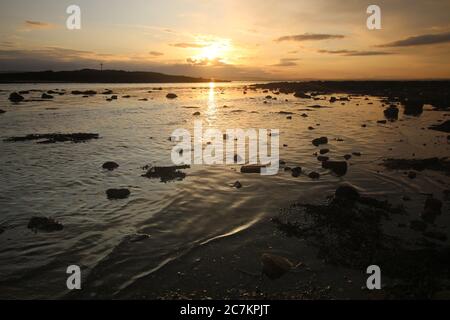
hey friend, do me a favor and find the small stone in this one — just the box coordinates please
[102,161,119,171]
[312,136,328,146]
[106,188,130,200]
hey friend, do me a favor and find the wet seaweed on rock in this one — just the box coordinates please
[3,133,99,144]
[141,165,190,182]
[382,157,450,174]
[272,186,450,298]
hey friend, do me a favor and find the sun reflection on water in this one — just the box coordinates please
[206,82,217,124]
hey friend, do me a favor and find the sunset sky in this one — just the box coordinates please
[0,0,449,80]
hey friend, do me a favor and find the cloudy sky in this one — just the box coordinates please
[0,0,449,80]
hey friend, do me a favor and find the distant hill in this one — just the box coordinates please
[0,69,227,83]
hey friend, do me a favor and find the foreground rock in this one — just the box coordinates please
[106,188,130,200]
[261,253,294,280]
[382,158,450,173]
[322,160,348,176]
[102,161,119,171]
[270,186,450,298]
[9,92,24,102]
[142,165,190,182]
[27,217,63,232]
[4,133,99,144]
[166,93,178,99]
[0,109,5,114]
[429,120,450,133]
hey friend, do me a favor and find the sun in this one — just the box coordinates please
[191,38,232,65]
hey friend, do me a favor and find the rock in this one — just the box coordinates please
[0,109,5,114]
[286,116,292,120]
[294,92,311,99]
[384,105,399,120]
[4,133,99,144]
[301,113,308,117]
[291,167,302,177]
[41,93,54,99]
[102,89,113,95]
[317,156,329,162]
[9,92,24,102]
[335,184,360,201]
[166,93,178,99]
[377,120,387,124]
[429,120,450,133]
[261,253,293,280]
[193,111,201,116]
[72,90,96,95]
[308,171,320,179]
[241,165,266,174]
[265,95,272,99]
[233,181,242,189]
[27,217,63,232]
[102,161,119,171]
[322,160,348,176]
[111,95,118,100]
[329,97,337,103]
[142,165,189,182]
[344,154,352,160]
[352,152,361,156]
[320,148,329,155]
[312,136,328,146]
[403,99,423,116]
[106,188,130,200]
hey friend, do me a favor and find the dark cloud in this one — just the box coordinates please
[271,58,299,67]
[275,33,345,42]
[24,20,55,29]
[170,43,205,48]
[318,49,393,56]
[149,51,164,56]
[378,32,450,47]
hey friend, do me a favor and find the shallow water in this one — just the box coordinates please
[0,82,448,298]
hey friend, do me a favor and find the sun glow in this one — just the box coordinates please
[190,38,232,65]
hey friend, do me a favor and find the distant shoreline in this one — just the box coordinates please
[0,69,230,84]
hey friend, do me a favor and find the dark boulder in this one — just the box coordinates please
[9,92,24,102]
[322,160,348,176]
[102,161,119,171]
[291,167,302,177]
[312,136,328,146]
[384,105,399,120]
[403,99,424,116]
[27,217,63,232]
[106,188,130,200]
[166,93,178,99]
[308,171,320,179]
